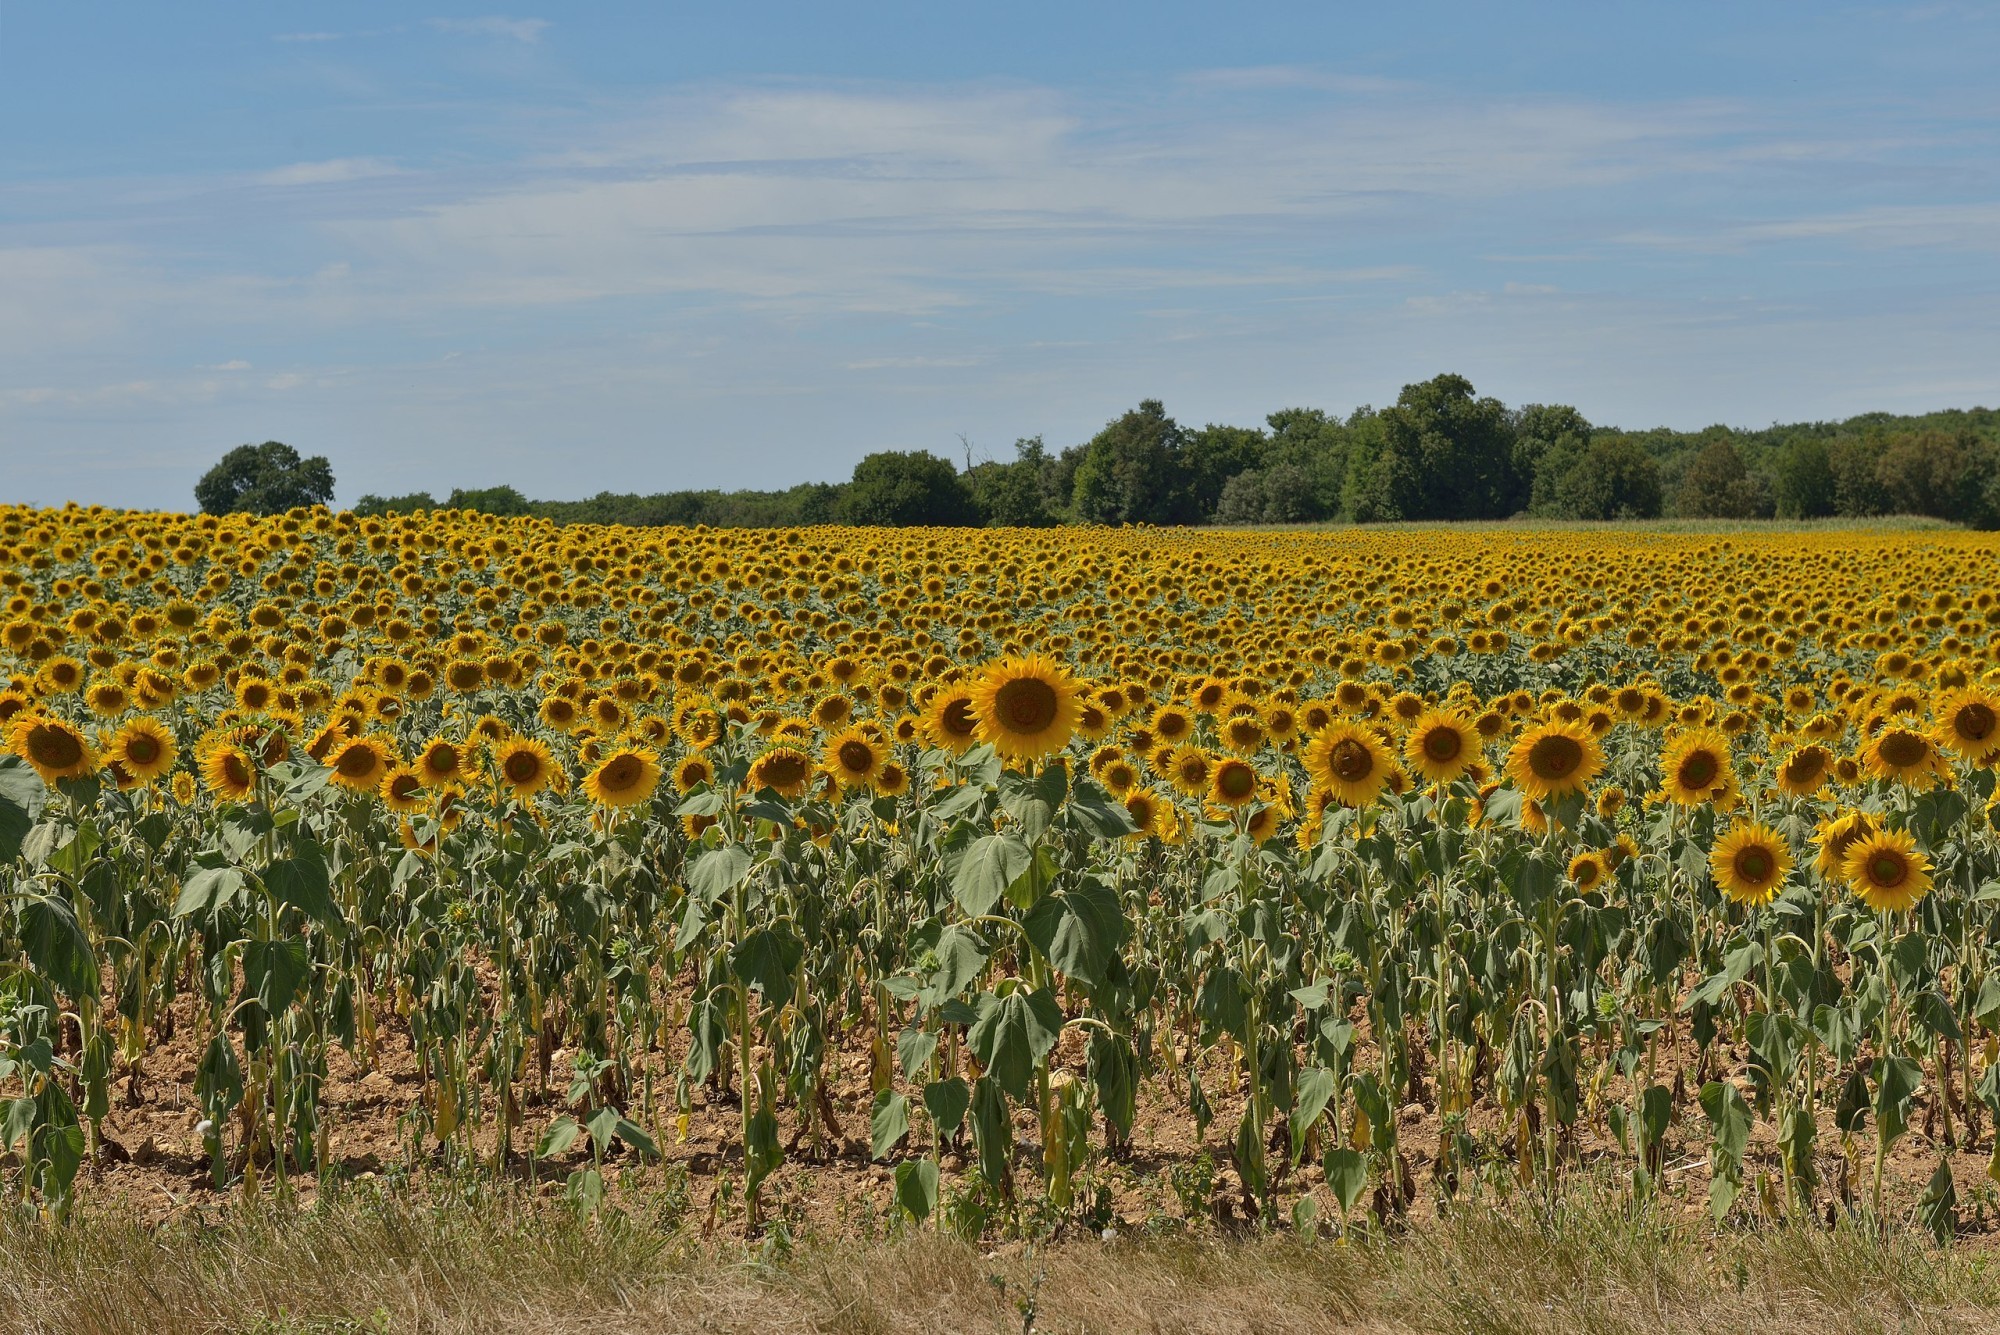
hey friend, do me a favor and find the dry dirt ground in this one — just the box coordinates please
[62,964,2000,1250]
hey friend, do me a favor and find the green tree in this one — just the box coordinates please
[1262,408,1351,520]
[1548,437,1662,519]
[1875,430,1984,520]
[352,491,439,516]
[1067,400,1191,525]
[1771,440,1837,519]
[1180,424,1266,523]
[445,485,533,516]
[1827,440,1884,517]
[838,451,979,527]
[194,442,336,516]
[968,438,1060,527]
[1344,375,1520,521]
[1514,403,1594,513]
[1674,436,1772,518]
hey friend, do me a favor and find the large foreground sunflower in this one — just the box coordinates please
[969,655,1081,764]
[1843,828,1932,913]
[921,687,981,755]
[1304,722,1394,808]
[1403,710,1477,785]
[584,747,661,809]
[1505,719,1603,803]
[106,717,176,785]
[1658,728,1734,807]
[11,714,96,784]
[1709,821,1792,906]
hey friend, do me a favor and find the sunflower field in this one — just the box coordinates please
[1,505,1999,1238]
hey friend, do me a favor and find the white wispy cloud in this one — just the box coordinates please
[426,16,549,42]
[257,158,407,187]
[274,31,342,43]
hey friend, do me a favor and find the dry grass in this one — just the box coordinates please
[0,1185,1995,1335]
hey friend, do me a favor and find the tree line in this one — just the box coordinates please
[210,374,2000,527]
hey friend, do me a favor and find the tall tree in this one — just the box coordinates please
[1674,436,1772,518]
[1345,375,1520,521]
[838,451,979,527]
[1771,439,1837,519]
[194,442,336,516]
[1067,400,1191,525]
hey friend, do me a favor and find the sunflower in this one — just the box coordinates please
[969,654,1080,764]
[1244,802,1282,843]
[674,753,716,792]
[874,760,911,797]
[1505,719,1603,803]
[1403,710,1477,785]
[1657,728,1734,807]
[1567,850,1607,892]
[748,746,813,799]
[539,695,582,733]
[823,726,886,789]
[1843,827,1932,913]
[1710,821,1792,906]
[417,738,464,787]
[1208,756,1260,808]
[492,737,555,797]
[1934,688,2000,764]
[1862,722,1943,787]
[1814,809,1879,879]
[1122,789,1160,837]
[584,747,662,809]
[201,743,257,802]
[379,765,426,813]
[1219,712,1265,755]
[1772,743,1833,798]
[84,679,131,718]
[1305,722,1393,808]
[10,714,96,784]
[327,736,393,794]
[1167,746,1213,798]
[922,687,981,755]
[107,717,176,784]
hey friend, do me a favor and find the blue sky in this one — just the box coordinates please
[4,2,1998,509]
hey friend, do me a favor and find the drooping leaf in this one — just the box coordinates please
[966,988,1062,1101]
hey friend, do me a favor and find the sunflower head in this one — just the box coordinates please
[327,736,393,793]
[492,737,554,797]
[1658,728,1733,807]
[970,655,1081,764]
[1773,743,1833,797]
[1864,722,1941,788]
[584,747,662,809]
[1307,722,1394,808]
[674,753,716,792]
[201,743,257,802]
[109,717,176,783]
[1935,688,2000,764]
[922,688,981,755]
[1710,821,1793,907]
[749,746,813,799]
[1844,827,1932,913]
[379,765,425,813]
[1505,719,1604,803]
[1403,710,1476,785]
[1208,756,1260,808]
[823,726,885,789]
[11,714,96,784]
